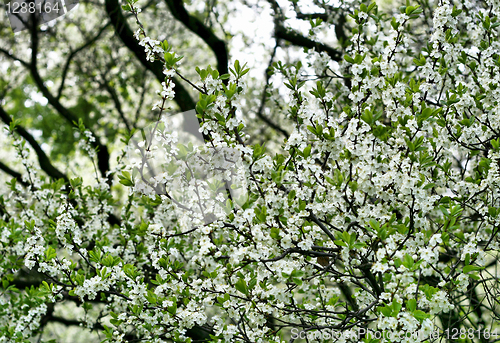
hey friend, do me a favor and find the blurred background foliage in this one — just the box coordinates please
[0,0,351,180]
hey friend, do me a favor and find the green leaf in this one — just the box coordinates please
[344,55,355,63]
[123,264,137,279]
[334,240,347,247]
[413,310,431,322]
[270,227,280,239]
[291,270,304,278]
[110,318,123,327]
[391,299,402,316]
[342,231,350,243]
[463,265,483,273]
[303,145,311,158]
[177,143,189,159]
[235,278,248,295]
[353,242,366,249]
[349,233,357,246]
[488,207,498,218]
[146,290,158,304]
[118,171,133,186]
[369,219,380,231]
[378,305,392,317]
[403,253,414,269]
[167,298,177,315]
[45,246,57,260]
[391,17,400,30]
[423,183,435,190]
[464,253,470,266]
[407,299,417,312]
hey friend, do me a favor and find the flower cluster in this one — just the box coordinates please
[1,0,500,341]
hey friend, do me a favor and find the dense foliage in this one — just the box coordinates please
[1,0,500,341]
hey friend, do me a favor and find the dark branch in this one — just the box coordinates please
[0,160,29,187]
[164,0,228,76]
[266,0,341,62]
[274,24,341,62]
[0,47,30,67]
[57,22,112,100]
[295,11,347,45]
[100,74,132,132]
[104,0,196,112]
[44,315,92,329]
[296,12,330,21]
[28,18,112,180]
[255,39,289,138]
[0,107,120,227]
[0,105,68,182]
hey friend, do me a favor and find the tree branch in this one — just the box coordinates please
[104,0,196,112]
[296,12,347,45]
[296,12,330,21]
[0,160,29,187]
[57,22,112,100]
[255,38,289,138]
[28,18,112,180]
[0,105,68,182]
[267,0,341,62]
[274,24,341,62]
[0,107,120,227]
[100,73,132,132]
[164,0,228,76]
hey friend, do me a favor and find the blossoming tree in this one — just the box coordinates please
[0,0,500,341]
